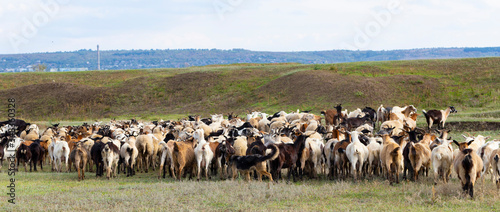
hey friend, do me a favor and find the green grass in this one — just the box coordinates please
[0,57,499,121]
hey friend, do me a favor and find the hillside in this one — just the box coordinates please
[0,58,499,121]
[2,47,500,72]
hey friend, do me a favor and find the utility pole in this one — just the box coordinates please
[97,45,100,70]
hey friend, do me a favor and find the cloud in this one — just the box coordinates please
[0,0,499,54]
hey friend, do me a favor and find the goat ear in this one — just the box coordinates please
[467,139,474,146]
[453,140,460,146]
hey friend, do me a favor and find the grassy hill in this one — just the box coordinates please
[0,58,499,122]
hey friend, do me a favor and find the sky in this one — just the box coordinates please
[0,0,499,54]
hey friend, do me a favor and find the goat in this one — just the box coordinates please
[380,128,402,185]
[102,142,120,179]
[408,132,433,181]
[135,134,154,173]
[216,137,236,180]
[453,144,483,198]
[346,131,369,180]
[16,143,32,172]
[332,134,351,180]
[376,105,389,127]
[230,144,279,182]
[120,142,138,177]
[53,138,70,172]
[380,120,404,137]
[321,104,342,126]
[300,137,324,179]
[422,106,457,130]
[90,141,105,177]
[431,138,454,184]
[193,129,215,181]
[390,105,417,121]
[269,133,307,182]
[366,136,382,177]
[172,138,196,180]
[478,140,499,181]
[70,141,90,181]
[323,138,339,178]
[29,141,44,172]
[489,149,500,189]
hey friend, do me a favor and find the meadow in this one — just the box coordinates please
[0,58,499,211]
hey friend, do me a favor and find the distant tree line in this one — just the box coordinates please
[1,47,500,71]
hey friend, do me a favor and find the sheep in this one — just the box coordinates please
[431,138,454,184]
[453,140,483,198]
[346,131,369,180]
[422,106,457,130]
[102,142,120,179]
[135,134,154,173]
[70,141,90,181]
[380,128,402,185]
[53,138,70,172]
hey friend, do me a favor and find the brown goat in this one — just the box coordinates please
[172,138,196,180]
[454,146,483,198]
[321,104,343,126]
[69,142,90,181]
[408,133,433,181]
[380,133,402,185]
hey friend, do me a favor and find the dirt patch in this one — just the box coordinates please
[0,82,110,120]
[446,121,500,131]
[257,70,441,108]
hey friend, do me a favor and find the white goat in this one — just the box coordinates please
[431,138,454,184]
[52,138,70,172]
[193,128,214,180]
[346,131,369,180]
[366,136,382,176]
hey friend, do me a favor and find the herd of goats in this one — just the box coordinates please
[0,104,499,198]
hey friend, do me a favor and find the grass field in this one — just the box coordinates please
[1,58,500,211]
[2,157,500,211]
[0,57,499,121]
